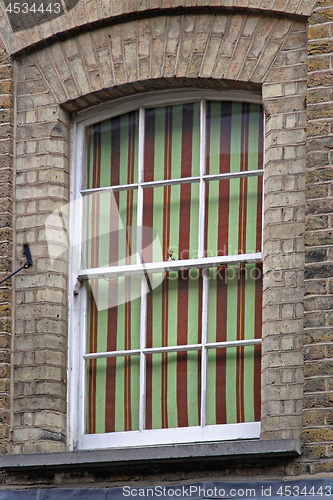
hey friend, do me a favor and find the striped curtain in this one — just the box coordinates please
[85,101,263,434]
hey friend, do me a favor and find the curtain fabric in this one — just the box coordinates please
[85,101,263,435]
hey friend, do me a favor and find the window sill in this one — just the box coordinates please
[0,439,302,472]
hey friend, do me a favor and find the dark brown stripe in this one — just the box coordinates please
[176,104,194,428]
[143,108,155,429]
[89,123,101,433]
[105,117,121,433]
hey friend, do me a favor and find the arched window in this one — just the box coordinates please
[69,91,264,449]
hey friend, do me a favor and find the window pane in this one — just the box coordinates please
[146,271,203,348]
[207,264,262,344]
[143,183,200,262]
[86,355,140,434]
[86,111,139,189]
[145,351,201,429]
[206,346,261,426]
[205,176,262,257]
[206,101,263,175]
[83,190,138,268]
[144,103,200,182]
[86,280,141,355]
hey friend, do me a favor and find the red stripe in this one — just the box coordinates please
[236,268,246,423]
[176,103,194,428]
[89,123,101,433]
[143,108,155,429]
[105,117,121,433]
[215,268,227,424]
[220,101,232,175]
[124,112,136,431]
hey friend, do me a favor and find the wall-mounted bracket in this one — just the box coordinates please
[0,243,33,286]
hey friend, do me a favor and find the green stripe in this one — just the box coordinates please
[206,349,217,425]
[243,264,256,421]
[226,270,238,423]
[151,352,162,429]
[225,346,237,424]
[243,345,255,422]
[100,119,111,188]
[191,102,200,177]
[230,102,242,173]
[187,351,199,426]
[130,355,140,430]
[114,302,125,431]
[87,126,94,189]
[119,114,129,185]
[228,102,242,255]
[246,104,260,254]
[154,106,166,182]
[167,351,178,427]
[248,104,260,171]
[94,283,108,433]
[207,180,219,258]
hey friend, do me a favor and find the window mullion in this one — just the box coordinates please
[137,106,146,432]
[201,268,209,428]
[199,99,208,429]
[198,98,206,260]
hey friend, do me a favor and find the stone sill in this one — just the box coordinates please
[0,439,302,471]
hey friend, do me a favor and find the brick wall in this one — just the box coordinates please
[261,19,307,442]
[0,0,331,485]
[303,0,333,475]
[0,39,13,455]
[10,11,308,453]
[0,0,317,56]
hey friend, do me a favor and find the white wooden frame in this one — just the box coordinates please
[68,90,263,451]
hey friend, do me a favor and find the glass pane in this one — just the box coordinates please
[145,351,201,429]
[143,183,200,262]
[83,190,138,268]
[144,102,200,182]
[206,101,263,175]
[205,176,262,258]
[207,263,263,344]
[146,271,203,348]
[206,345,261,426]
[86,280,141,354]
[86,111,139,189]
[86,355,140,433]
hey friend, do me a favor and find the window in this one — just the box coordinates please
[69,92,264,450]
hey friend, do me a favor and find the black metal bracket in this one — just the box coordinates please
[0,243,33,286]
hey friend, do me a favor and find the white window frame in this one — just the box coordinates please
[68,90,264,451]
